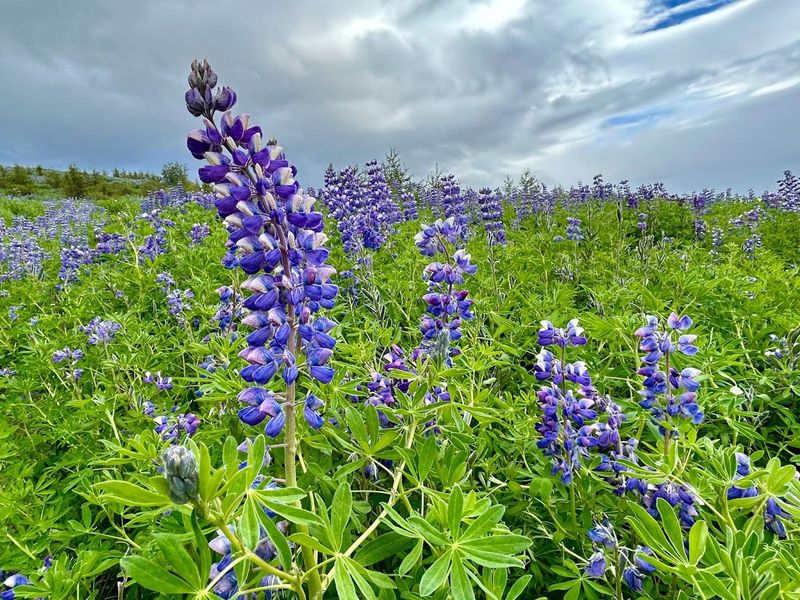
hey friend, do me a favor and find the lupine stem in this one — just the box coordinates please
[663,352,672,460]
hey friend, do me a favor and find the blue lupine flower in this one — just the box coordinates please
[588,519,616,548]
[585,551,607,577]
[538,319,587,348]
[189,223,210,245]
[636,313,703,427]
[634,546,656,575]
[184,60,338,437]
[623,567,645,592]
[477,187,507,247]
[80,317,121,345]
[237,387,286,438]
[1,574,30,600]
[303,394,325,429]
[765,497,792,539]
[414,219,476,363]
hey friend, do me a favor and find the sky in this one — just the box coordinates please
[1,0,798,193]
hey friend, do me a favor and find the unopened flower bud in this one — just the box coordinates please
[162,445,199,504]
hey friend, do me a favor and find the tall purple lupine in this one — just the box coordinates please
[183,60,337,445]
[534,320,625,486]
[364,159,402,245]
[636,313,702,452]
[414,217,476,362]
[477,188,507,246]
[399,182,418,221]
[440,174,469,238]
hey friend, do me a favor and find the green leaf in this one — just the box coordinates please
[460,534,531,555]
[356,533,413,567]
[257,508,293,569]
[331,481,353,551]
[461,504,505,541]
[153,533,202,588]
[697,572,737,600]
[459,547,524,569]
[346,408,370,452]
[261,500,323,527]
[252,486,307,503]
[343,557,378,600]
[627,502,677,560]
[448,485,464,538]
[194,441,211,502]
[222,435,239,474]
[506,575,532,600]
[190,509,211,585]
[120,556,195,594]
[688,520,708,566]
[95,480,170,507]
[418,435,437,481]
[766,465,797,492]
[399,539,424,575]
[657,498,687,562]
[240,495,261,550]
[450,553,476,600]
[419,550,452,596]
[334,557,359,600]
[408,516,450,546]
[288,533,335,556]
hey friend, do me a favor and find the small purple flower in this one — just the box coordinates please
[238,387,286,438]
[588,519,616,548]
[303,394,325,429]
[585,551,607,577]
[538,319,587,348]
[765,497,792,539]
[623,567,645,592]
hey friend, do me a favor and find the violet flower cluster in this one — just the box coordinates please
[156,272,194,323]
[80,317,121,345]
[440,175,469,238]
[190,222,210,245]
[478,187,507,247]
[636,313,702,429]
[211,285,243,336]
[728,453,794,538]
[145,399,201,442]
[534,319,626,485]
[183,60,338,438]
[414,217,476,362]
[399,182,418,221]
[52,347,84,380]
[585,519,655,592]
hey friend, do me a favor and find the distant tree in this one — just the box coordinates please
[383,148,412,192]
[34,165,44,176]
[112,168,121,178]
[4,165,35,195]
[44,170,63,189]
[61,165,87,198]
[161,162,188,187]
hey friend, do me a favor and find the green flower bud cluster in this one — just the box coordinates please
[162,445,199,504]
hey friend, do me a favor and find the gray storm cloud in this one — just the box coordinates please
[1,0,798,193]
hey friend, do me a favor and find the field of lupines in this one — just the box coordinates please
[1,61,799,600]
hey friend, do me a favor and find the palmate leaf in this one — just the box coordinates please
[153,533,203,588]
[120,556,196,595]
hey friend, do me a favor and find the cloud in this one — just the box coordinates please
[0,0,798,193]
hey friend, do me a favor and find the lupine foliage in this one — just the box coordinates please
[0,63,799,600]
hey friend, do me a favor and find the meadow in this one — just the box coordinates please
[0,61,799,599]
